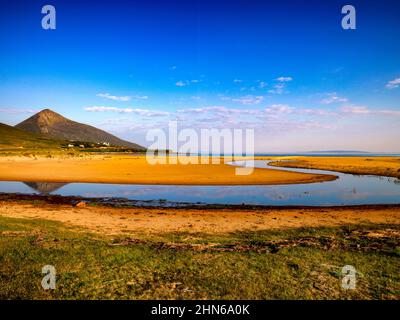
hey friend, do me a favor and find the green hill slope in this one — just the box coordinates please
[0,123,63,149]
[15,109,145,150]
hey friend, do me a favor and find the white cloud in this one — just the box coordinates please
[177,106,261,116]
[267,77,293,94]
[219,95,230,101]
[133,95,148,100]
[97,93,131,102]
[231,95,264,105]
[219,95,264,104]
[298,108,337,116]
[377,110,400,116]
[263,104,336,117]
[386,78,400,89]
[265,104,294,114]
[177,104,337,121]
[233,79,243,83]
[258,81,267,88]
[340,106,370,114]
[266,76,295,94]
[84,106,170,117]
[175,81,187,87]
[0,108,39,114]
[341,105,400,116]
[320,93,349,104]
[276,76,293,82]
[177,107,209,114]
[176,80,200,87]
[268,83,286,94]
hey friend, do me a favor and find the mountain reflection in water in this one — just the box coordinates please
[0,160,398,206]
[23,182,68,194]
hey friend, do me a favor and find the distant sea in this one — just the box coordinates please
[253,153,400,157]
[191,153,400,157]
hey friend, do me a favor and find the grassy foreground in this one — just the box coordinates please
[0,216,398,300]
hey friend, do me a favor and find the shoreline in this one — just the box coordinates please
[0,155,338,186]
[1,192,400,211]
[267,156,400,179]
[0,155,398,186]
[1,194,399,236]
[1,188,399,300]
[0,175,337,186]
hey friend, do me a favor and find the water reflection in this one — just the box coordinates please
[23,182,68,194]
[0,160,399,206]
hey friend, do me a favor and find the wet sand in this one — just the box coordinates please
[267,156,400,178]
[0,155,399,236]
[1,200,399,236]
[0,155,336,185]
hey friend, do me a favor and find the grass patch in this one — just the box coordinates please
[0,216,398,299]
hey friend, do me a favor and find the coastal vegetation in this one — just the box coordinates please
[0,213,398,299]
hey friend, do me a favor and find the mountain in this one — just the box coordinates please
[15,109,145,150]
[0,122,63,149]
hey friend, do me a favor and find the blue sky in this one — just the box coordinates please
[1,0,400,152]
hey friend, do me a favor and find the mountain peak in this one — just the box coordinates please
[15,109,145,149]
[21,109,67,133]
[38,108,57,115]
[36,108,65,120]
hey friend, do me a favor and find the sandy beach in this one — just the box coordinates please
[0,154,399,236]
[0,154,399,186]
[0,199,399,235]
[268,156,400,178]
[0,155,399,300]
[0,155,338,185]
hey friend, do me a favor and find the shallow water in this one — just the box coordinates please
[0,160,399,206]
